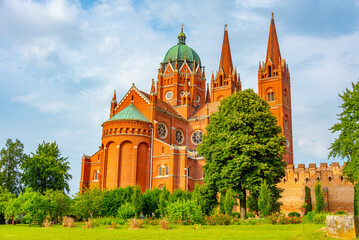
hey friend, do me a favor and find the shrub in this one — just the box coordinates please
[205,214,232,225]
[314,182,325,213]
[128,218,143,229]
[303,211,329,224]
[42,218,52,227]
[288,212,301,217]
[143,217,159,225]
[82,219,93,229]
[166,200,203,225]
[269,212,302,225]
[158,187,170,217]
[258,180,272,217]
[355,184,359,216]
[247,212,255,218]
[303,186,313,215]
[223,189,237,215]
[159,219,169,230]
[117,202,135,220]
[142,188,161,217]
[192,184,218,216]
[131,186,143,218]
[334,211,347,215]
[62,216,75,228]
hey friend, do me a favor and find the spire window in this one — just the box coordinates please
[266,90,275,102]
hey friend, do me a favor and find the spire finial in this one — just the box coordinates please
[224,24,227,31]
[181,23,184,32]
[271,12,274,19]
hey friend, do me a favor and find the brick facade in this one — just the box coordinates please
[80,14,353,214]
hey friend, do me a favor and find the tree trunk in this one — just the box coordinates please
[240,189,247,220]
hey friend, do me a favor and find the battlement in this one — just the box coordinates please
[284,162,345,182]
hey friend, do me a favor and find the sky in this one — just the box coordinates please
[0,0,359,195]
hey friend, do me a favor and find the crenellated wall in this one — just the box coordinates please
[278,162,354,215]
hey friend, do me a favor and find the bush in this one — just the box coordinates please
[246,212,255,218]
[303,211,329,224]
[258,180,272,217]
[128,218,143,229]
[223,189,237,215]
[269,212,302,225]
[62,216,74,228]
[355,184,359,216]
[82,219,93,229]
[314,182,325,213]
[131,186,143,218]
[334,211,347,215]
[159,219,169,230]
[143,217,159,225]
[205,214,232,225]
[288,212,301,217]
[42,218,52,227]
[117,202,136,220]
[92,216,126,225]
[303,186,312,215]
[166,200,203,225]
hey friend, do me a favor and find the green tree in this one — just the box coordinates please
[73,186,103,219]
[131,185,143,218]
[258,180,272,217]
[0,139,27,195]
[192,183,218,215]
[329,81,359,184]
[158,186,170,217]
[44,189,71,223]
[102,187,134,217]
[142,188,161,217]
[223,188,237,215]
[21,141,72,194]
[303,186,312,215]
[354,184,359,216]
[0,186,13,223]
[197,89,286,219]
[314,181,324,213]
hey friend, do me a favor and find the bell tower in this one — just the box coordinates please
[211,25,241,102]
[258,13,293,165]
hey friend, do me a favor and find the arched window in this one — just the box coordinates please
[158,166,163,176]
[285,115,289,129]
[94,171,98,181]
[187,168,190,177]
[165,166,169,175]
[131,95,134,101]
[162,146,165,154]
[267,90,275,102]
[271,92,275,101]
[284,89,287,104]
[268,65,272,77]
[219,75,223,86]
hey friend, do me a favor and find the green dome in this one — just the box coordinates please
[108,104,151,123]
[162,29,201,66]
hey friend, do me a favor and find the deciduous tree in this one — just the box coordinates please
[0,139,27,195]
[21,141,72,194]
[198,89,286,219]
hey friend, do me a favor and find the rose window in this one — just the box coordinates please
[191,130,203,145]
[158,123,167,139]
[175,129,184,144]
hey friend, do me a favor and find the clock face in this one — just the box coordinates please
[165,91,173,100]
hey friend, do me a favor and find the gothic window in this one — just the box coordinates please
[158,166,163,176]
[268,65,272,77]
[180,91,184,97]
[266,90,275,102]
[158,123,167,139]
[285,115,289,129]
[175,129,184,144]
[165,166,169,175]
[94,171,99,181]
[284,89,287,104]
[162,146,165,154]
[271,92,275,101]
[191,130,203,145]
[187,168,190,177]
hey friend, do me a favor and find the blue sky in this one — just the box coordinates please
[0,0,358,195]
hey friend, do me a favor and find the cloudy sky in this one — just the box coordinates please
[1,0,358,195]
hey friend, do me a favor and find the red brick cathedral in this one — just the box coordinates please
[80,14,293,193]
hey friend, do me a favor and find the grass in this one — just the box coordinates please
[0,223,336,240]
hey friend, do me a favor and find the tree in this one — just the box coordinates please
[44,189,71,223]
[223,188,237,215]
[158,186,170,217]
[21,141,72,194]
[72,186,103,219]
[355,184,359,216]
[314,181,324,213]
[329,81,359,184]
[142,188,161,217]
[0,139,27,195]
[302,186,312,215]
[0,186,13,223]
[192,183,218,215]
[258,180,272,217]
[197,89,286,219]
[131,185,143,218]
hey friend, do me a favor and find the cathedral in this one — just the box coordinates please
[80,13,293,193]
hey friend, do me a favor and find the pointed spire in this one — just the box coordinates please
[219,24,233,77]
[150,79,157,96]
[112,90,117,101]
[266,12,281,69]
[205,83,211,103]
[178,23,186,45]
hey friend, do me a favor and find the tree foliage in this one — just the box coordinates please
[258,180,272,217]
[192,183,218,215]
[314,181,324,213]
[0,139,27,195]
[73,187,104,219]
[223,188,237,215]
[44,189,71,223]
[21,141,72,194]
[197,89,286,219]
[354,184,359,216]
[329,81,359,184]
[131,185,143,218]
[303,186,312,215]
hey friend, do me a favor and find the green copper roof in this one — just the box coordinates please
[109,104,151,123]
[162,29,201,65]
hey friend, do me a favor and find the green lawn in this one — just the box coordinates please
[0,223,335,240]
